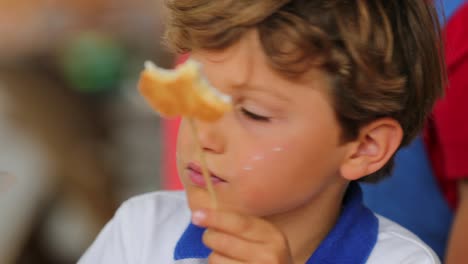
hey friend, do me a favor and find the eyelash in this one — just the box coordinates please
[241,108,271,122]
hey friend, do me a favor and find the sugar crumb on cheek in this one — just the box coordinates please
[243,166,254,171]
[252,155,264,161]
[272,147,283,152]
[238,146,285,173]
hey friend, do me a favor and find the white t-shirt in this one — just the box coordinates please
[79,191,440,264]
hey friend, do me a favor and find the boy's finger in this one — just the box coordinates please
[203,228,259,261]
[192,209,276,242]
[208,252,243,264]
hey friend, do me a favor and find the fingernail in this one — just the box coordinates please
[192,210,206,225]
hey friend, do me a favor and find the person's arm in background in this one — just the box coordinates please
[431,3,468,263]
[446,180,468,263]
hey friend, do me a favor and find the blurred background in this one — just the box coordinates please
[0,0,173,263]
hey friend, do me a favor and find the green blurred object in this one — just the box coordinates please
[60,32,127,94]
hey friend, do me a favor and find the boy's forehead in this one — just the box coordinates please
[191,30,261,64]
[192,51,330,98]
[190,29,332,97]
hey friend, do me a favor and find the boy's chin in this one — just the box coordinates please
[184,186,216,211]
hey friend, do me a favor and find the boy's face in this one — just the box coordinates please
[176,30,348,217]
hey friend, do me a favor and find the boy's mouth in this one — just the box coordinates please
[187,162,226,187]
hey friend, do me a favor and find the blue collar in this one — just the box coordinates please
[174,183,378,263]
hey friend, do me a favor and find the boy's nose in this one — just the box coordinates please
[194,119,225,154]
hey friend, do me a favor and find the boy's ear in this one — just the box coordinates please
[340,118,403,181]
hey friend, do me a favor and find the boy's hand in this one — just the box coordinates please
[192,209,294,264]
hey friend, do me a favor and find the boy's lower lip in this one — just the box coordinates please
[187,168,225,187]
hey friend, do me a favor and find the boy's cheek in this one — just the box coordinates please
[176,122,194,159]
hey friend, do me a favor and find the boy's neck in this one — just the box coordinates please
[265,179,348,263]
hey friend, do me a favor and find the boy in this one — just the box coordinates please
[80,1,445,263]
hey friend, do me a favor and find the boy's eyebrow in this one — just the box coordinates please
[239,83,291,103]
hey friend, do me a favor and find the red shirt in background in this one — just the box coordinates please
[161,54,188,190]
[424,2,468,209]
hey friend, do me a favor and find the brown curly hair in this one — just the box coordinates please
[164,0,446,182]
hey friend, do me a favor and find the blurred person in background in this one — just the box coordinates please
[0,0,170,263]
[361,1,468,263]
[0,65,117,263]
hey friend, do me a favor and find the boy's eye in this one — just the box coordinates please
[241,108,271,122]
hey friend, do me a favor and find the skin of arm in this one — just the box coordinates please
[445,179,468,264]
